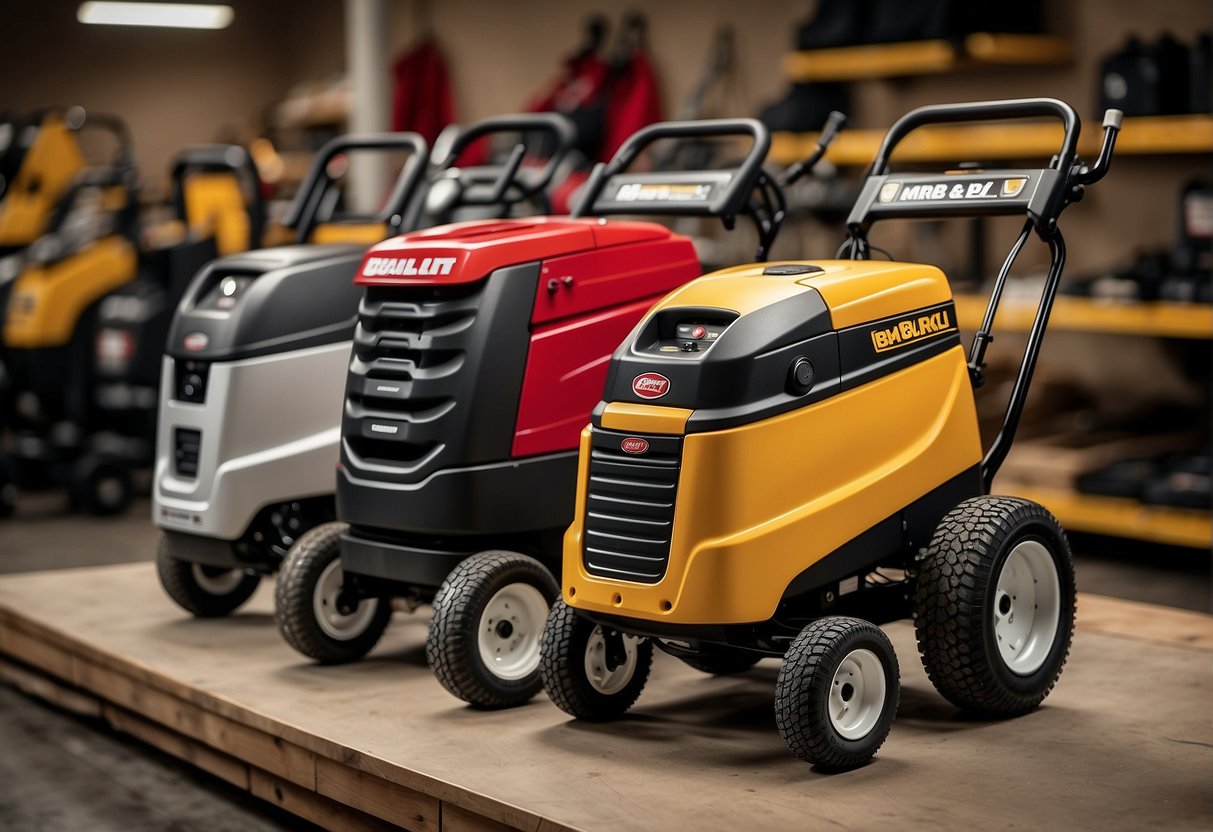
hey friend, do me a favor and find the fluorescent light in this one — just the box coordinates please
[78,2,233,29]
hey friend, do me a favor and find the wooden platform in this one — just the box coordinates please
[0,564,1210,831]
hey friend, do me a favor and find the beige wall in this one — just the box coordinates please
[0,0,1208,275]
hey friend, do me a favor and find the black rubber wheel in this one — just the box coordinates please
[913,496,1076,716]
[155,533,260,617]
[426,551,559,709]
[775,616,899,771]
[71,456,133,516]
[275,521,392,664]
[675,645,761,676]
[539,600,653,721]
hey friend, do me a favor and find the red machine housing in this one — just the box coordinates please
[353,217,700,461]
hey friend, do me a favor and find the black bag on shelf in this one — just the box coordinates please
[1099,35,1192,117]
[1191,33,1212,114]
[796,0,1043,50]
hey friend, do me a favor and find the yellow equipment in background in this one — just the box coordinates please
[0,111,88,252]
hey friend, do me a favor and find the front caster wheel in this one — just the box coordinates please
[539,601,653,721]
[775,617,899,771]
[156,533,260,617]
[426,551,559,709]
[275,522,392,663]
[913,496,1076,716]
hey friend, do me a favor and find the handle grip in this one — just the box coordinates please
[572,117,770,218]
[285,132,429,242]
[870,97,1081,175]
[781,110,847,186]
[1074,108,1122,186]
[438,113,576,205]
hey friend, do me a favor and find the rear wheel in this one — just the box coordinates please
[913,496,1075,716]
[426,551,559,708]
[275,521,392,663]
[156,533,260,617]
[775,616,899,771]
[539,601,653,721]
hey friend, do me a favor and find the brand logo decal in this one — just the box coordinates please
[886,176,1031,204]
[182,332,209,352]
[1001,177,1028,197]
[870,309,956,353]
[614,182,713,203]
[370,423,399,434]
[362,256,458,278]
[631,372,670,400]
[620,437,650,454]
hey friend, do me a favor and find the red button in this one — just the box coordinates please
[691,326,706,339]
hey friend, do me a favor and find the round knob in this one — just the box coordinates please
[788,356,814,395]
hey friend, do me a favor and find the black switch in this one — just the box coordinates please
[788,356,814,394]
[680,341,699,352]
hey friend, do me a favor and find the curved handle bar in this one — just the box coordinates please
[285,132,429,243]
[170,144,266,245]
[573,117,770,218]
[870,97,1080,175]
[440,113,577,205]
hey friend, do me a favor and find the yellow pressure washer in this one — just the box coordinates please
[539,98,1122,771]
[1,137,265,515]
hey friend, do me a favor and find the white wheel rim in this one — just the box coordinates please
[583,626,639,695]
[190,563,245,596]
[476,582,549,681]
[993,539,1061,676]
[313,559,379,641]
[828,648,887,741]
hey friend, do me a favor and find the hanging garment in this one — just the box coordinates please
[528,51,612,162]
[391,39,455,145]
[602,50,662,162]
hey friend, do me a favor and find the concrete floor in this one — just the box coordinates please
[0,492,1208,831]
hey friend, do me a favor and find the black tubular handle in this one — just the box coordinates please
[871,98,1081,174]
[572,117,770,218]
[438,112,576,204]
[285,132,429,243]
[169,144,266,245]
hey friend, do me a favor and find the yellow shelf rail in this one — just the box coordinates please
[770,115,1213,166]
[782,33,1072,82]
[953,294,1213,340]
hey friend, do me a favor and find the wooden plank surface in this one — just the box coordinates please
[0,563,1210,832]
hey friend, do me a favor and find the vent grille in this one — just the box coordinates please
[581,428,682,583]
[174,428,201,478]
[344,285,479,468]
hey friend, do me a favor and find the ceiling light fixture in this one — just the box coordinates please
[77,2,234,30]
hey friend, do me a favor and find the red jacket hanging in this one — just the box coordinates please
[391,39,454,145]
[602,51,663,162]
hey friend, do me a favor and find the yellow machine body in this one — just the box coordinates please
[4,235,138,349]
[181,172,255,256]
[563,260,983,626]
[309,222,389,245]
[0,116,87,247]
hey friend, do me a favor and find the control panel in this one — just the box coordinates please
[637,309,737,357]
[197,274,255,312]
